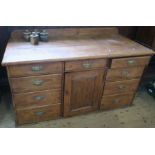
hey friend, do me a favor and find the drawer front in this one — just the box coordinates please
[13,89,61,109]
[100,93,134,110]
[103,79,140,95]
[106,67,144,82]
[65,59,108,72]
[10,74,62,93]
[8,62,64,77]
[111,56,150,68]
[16,104,61,125]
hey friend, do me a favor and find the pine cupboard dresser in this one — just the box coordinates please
[2,27,154,125]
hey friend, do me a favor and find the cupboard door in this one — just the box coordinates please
[64,70,105,117]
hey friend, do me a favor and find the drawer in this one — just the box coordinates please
[106,67,144,82]
[13,89,61,109]
[103,79,140,95]
[7,62,64,77]
[100,93,134,110]
[10,74,62,93]
[65,59,108,72]
[111,56,150,68]
[16,104,61,125]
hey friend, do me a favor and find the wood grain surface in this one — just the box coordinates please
[2,28,154,66]
[64,69,105,117]
[16,104,61,125]
[106,67,145,81]
[2,27,154,125]
[103,79,140,95]
[100,93,134,110]
[13,89,61,109]
[10,74,62,93]
[111,56,151,68]
[7,62,64,77]
[65,58,108,72]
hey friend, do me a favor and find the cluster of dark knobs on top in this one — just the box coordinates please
[23,29,49,45]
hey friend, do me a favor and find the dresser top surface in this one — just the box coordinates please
[2,28,154,65]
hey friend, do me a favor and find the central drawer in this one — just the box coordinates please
[103,79,140,95]
[65,58,108,72]
[10,74,62,93]
[13,89,61,109]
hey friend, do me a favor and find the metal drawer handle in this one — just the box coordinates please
[82,62,91,69]
[122,70,129,77]
[32,79,44,86]
[34,95,45,101]
[35,111,45,116]
[31,65,43,72]
[128,60,136,65]
[112,99,120,104]
[118,85,126,90]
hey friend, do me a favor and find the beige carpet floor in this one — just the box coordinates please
[0,89,155,128]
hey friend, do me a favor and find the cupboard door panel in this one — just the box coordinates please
[64,70,105,117]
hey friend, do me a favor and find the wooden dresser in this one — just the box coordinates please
[2,27,154,125]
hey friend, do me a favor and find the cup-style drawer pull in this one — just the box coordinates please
[112,99,120,104]
[122,70,129,77]
[128,60,136,65]
[34,95,45,101]
[82,62,91,69]
[32,79,44,86]
[35,111,45,116]
[31,65,43,72]
[118,85,126,90]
